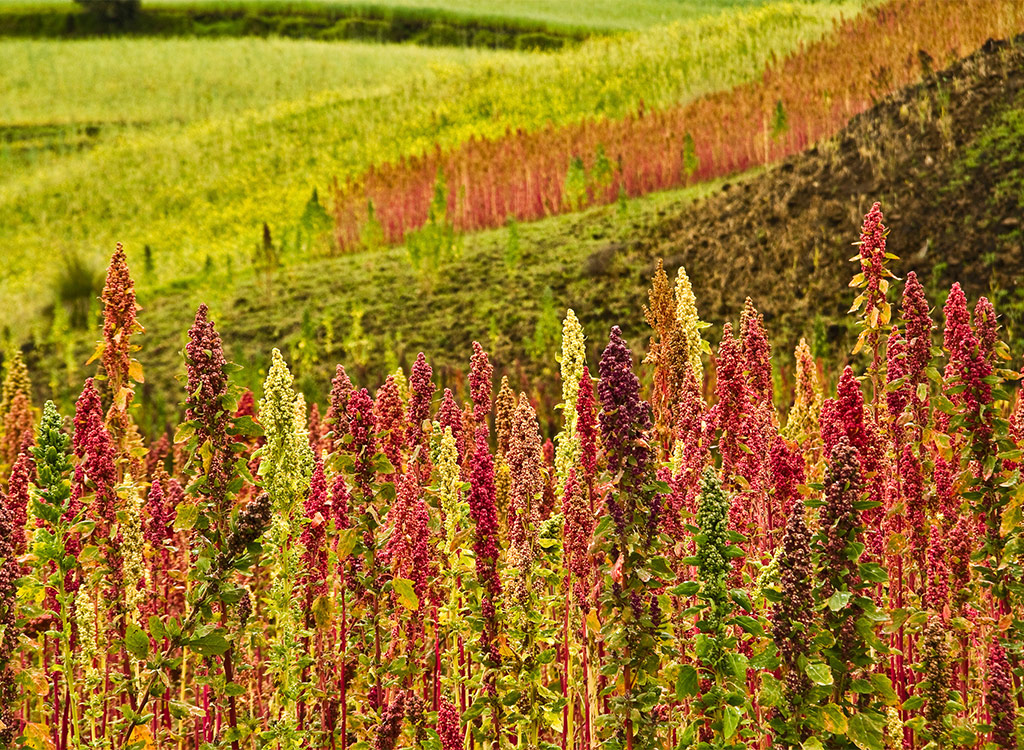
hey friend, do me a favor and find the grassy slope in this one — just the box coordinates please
[0,1,863,330]
[118,179,743,428]
[0,0,789,32]
[0,37,508,125]
[77,34,1024,431]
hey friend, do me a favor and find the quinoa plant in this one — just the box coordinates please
[258,349,314,747]
[594,326,669,750]
[674,469,759,750]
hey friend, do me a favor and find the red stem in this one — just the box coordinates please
[341,588,348,750]
[561,576,570,750]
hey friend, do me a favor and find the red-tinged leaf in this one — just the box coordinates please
[610,554,624,585]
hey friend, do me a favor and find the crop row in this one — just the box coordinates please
[332,0,1024,250]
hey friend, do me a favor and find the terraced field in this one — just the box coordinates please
[0,0,864,338]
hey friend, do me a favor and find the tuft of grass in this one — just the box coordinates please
[53,251,103,329]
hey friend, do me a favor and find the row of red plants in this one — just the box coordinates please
[0,203,1021,750]
[332,0,1024,251]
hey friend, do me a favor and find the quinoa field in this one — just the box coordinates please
[0,1,1023,749]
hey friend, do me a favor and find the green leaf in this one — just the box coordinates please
[647,556,674,581]
[174,502,198,532]
[858,562,888,583]
[758,673,784,708]
[723,705,741,740]
[726,652,749,679]
[70,520,96,536]
[671,581,700,597]
[732,615,764,637]
[187,631,230,657]
[949,727,976,745]
[849,678,874,693]
[805,662,833,686]
[822,704,848,734]
[869,674,899,706]
[124,623,149,661]
[847,712,885,750]
[393,578,419,611]
[148,616,166,642]
[233,415,264,438]
[802,739,824,750]
[173,421,196,445]
[901,696,925,711]
[676,665,699,699]
[168,700,203,720]
[828,590,852,612]
[730,589,754,611]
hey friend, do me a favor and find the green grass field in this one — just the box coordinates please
[0,1,865,341]
[0,37,510,125]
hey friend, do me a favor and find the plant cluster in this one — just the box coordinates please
[1,204,1022,750]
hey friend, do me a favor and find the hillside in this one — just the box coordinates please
[0,1,861,334]
[636,35,1024,353]
[5,3,1024,748]
[105,31,1024,430]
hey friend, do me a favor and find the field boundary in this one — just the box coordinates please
[0,2,589,47]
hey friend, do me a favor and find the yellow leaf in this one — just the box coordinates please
[997,614,1013,635]
[852,332,866,355]
[128,358,145,384]
[31,671,49,696]
[312,595,332,629]
[880,302,891,326]
[498,635,513,658]
[130,724,155,750]
[1000,495,1021,537]
[336,528,358,561]
[24,722,55,750]
[85,341,105,366]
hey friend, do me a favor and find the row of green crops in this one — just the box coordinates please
[0,1,867,333]
[1,202,1021,750]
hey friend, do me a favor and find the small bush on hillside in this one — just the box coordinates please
[53,252,102,329]
[516,32,565,51]
[74,0,140,24]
